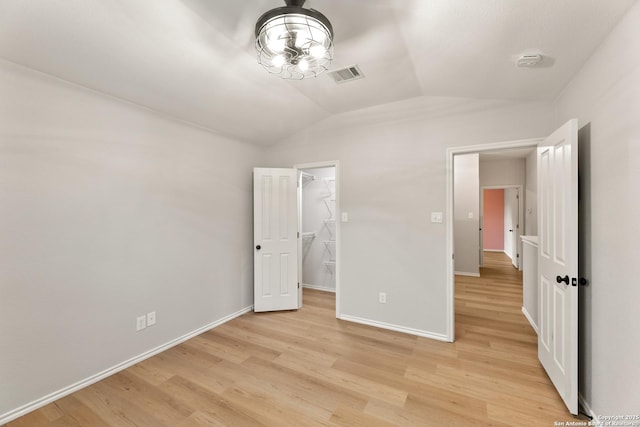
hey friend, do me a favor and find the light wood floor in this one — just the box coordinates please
[9,252,577,426]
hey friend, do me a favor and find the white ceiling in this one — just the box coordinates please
[0,0,635,145]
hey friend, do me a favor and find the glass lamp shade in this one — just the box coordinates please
[255,7,333,79]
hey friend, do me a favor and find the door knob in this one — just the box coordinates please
[509,229,513,232]
[556,275,569,285]
[256,245,261,250]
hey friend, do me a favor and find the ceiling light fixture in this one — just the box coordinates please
[255,0,334,80]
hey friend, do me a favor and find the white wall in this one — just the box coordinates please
[0,60,263,420]
[266,95,553,337]
[301,167,336,291]
[454,153,480,276]
[554,0,640,415]
[479,158,525,188]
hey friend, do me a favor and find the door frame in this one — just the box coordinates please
[480,185,524,269]
[446,139,541,341]
[294,160,341,319]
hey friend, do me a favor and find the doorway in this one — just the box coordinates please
[446,139,540,340]
[480,185,523,270]
[295,161,340,318]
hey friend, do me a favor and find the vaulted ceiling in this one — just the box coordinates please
[0,0,635,145]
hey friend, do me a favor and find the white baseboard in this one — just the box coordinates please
[454,271,481,277]
[578,393,598,422]
[0,305,253,426]
[521,306,539,334]
[339,314,449,342]
[302,283,336,293]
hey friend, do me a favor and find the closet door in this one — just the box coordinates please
[253,168,299,312]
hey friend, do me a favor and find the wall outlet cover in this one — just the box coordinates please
[146,311,156,326]
[431,212,443,223]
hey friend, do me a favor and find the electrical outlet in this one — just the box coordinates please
[136,315,146,331]
[379,292,387,304]
[147,311,156,327]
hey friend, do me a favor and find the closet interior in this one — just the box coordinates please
[300,166,336,292]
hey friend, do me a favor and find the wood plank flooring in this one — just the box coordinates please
[8,252,578,426]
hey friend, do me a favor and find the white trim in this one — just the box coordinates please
[578,394,598,422]
[521,306,539,334]
[295,161,341,319]
[302,284,336,293]
[340,314,450,342]
[454,271,481,277]
[0,305,253,425]
[446,138,542,342]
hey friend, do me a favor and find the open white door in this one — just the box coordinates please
[508,188,520,269]
[253,168,299,312]
[504,188,516,266]
[537,119,578,415]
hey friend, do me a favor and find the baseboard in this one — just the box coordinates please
[521,307,539,334]
[339,314,449,342]
[578,393,598,422]
[454,271,481,277]
[302,283,336,293]
[0,305,254,426]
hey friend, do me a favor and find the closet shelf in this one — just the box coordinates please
[323,261,336,275]
[301,172,316,186]
[323,199,335,217]
[301,232,316,239]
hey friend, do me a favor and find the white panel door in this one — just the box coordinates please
[504,188,515,262]
[537,119,578,415]
[253,168,299,312]
[509,188,520,269]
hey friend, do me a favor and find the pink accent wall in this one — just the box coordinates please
[483,189,504,250]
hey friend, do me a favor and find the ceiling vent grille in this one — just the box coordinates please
[327,65,364,84]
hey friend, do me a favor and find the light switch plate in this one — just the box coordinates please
[431,212,443,223]
[341,212,349,222]
[136,316,146,331]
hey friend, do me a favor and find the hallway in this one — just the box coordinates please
[454,251,574,423]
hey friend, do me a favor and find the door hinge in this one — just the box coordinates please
[298,282,300,289]
[297,231,300,238]
[572,277,577,287]
[517,253,520,258]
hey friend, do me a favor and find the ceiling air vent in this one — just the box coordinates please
[327,65,364,84]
